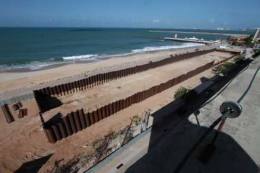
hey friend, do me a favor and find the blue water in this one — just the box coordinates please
[0,27,253,71]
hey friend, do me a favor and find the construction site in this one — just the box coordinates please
[1,44,250,172]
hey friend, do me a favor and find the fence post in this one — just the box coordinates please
[93,110,98,123]
[84,112,91,127]
[89,112,95,125]
[97,108,102,120]
[108,103,113,116]
[44,127,57,143]
[101,106,106,119]
[58,122,67,138]
[112,102,117,114]
[63,116,73,136]
[73,111,82,131]
[51,125,62,141]
[68,113,77,133]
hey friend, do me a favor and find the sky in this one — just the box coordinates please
[0,0,259,29]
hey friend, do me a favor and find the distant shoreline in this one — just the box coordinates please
[149,30,250,37]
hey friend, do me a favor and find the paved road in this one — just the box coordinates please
[193,56,260,164]
[85,56,260,173]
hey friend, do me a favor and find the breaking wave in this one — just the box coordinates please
[0,43,203,72]
[131,43,203,53]
[62,54,98,61]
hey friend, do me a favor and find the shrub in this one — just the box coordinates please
[214,62,236,75]
[174,87,190,99]
[253,50,260,58]
[244,35,254,47]
[233,56,245,64]
[131,115,141,126]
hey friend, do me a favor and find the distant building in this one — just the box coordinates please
[217,27,224,31]
[253,28,260,42]
[228,35,249,46]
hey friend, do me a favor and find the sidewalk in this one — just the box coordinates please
[84,56,260,173]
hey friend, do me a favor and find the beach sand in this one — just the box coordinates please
[0,45,215,100]
[43,51,232,118]
[0,45,235,173]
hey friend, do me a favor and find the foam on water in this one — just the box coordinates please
[131,43,203,53]
[62,54,98,61]
[0,61,66,72]
[0,43,203,72]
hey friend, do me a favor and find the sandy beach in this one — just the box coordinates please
[0,45,237,173]
[44,50,231,117]
[0,0,257,172]
[0,45,215,101]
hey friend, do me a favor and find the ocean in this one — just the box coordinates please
[0,27,253,71]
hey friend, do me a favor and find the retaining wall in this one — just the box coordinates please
[35,49,215,98]
[43,61,214,143]
[0,49,238,124]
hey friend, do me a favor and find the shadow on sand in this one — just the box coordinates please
[34,91,62,113]
[125,59,259,173]
[14,154,53,173]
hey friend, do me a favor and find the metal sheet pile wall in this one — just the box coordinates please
[44,61,214,143]
[35,49,214,98]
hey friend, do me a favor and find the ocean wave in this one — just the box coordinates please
[0,43,203,72]
[131,43,203,53]
[62,54,98,61]
[0,61,66,72]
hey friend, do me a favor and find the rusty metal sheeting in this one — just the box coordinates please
[48,87,53,96]
[89,111,95,125]
[18,108,28,118]
[58,122,67,138]
[108,103,112,116]
[61,84,66,95]
[104,105,109,118]
[63,116,73,136]
[44,127,56,143]
[43,60,215,143]
[79,80,84,90]
[34,49,216,99]
[68,113,77,133]
[73,111,82,131]
[97,108,102,121]
[78,109,86,129]
[86,78,90,88]
[52,125,62,141]
[65,84,69,94]
[93,110,98,123]
[93,75,97,86]
[55,86,59,96]
[45,87,51,96]
[84,112,91,127]
[101,106,106,119]
[111,102,115,114]
[1,104,14,123]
